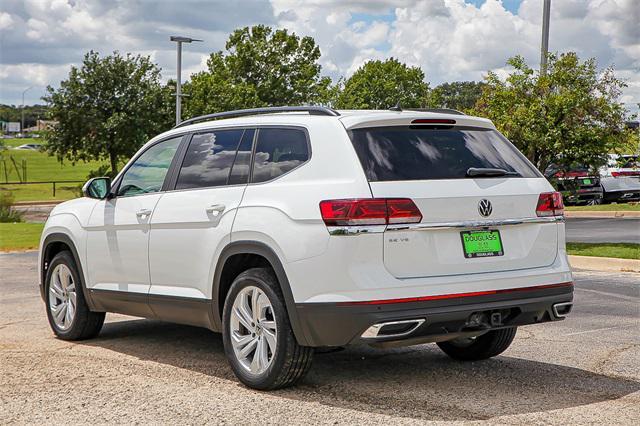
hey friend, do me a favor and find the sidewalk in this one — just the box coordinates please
[565,210,640,218]
[568,255,640,273]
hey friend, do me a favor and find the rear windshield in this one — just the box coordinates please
[348,126,541,181]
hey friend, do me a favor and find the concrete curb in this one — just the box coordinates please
[13,200,64,207]
[568,255,640,273]
[565,210,640,218]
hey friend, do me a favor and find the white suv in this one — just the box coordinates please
[39,106,573,390]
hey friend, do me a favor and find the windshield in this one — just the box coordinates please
[348,126,541,181]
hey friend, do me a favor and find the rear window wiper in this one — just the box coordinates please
[466,167,521,177]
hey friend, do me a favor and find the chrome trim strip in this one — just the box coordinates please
[361,319,426,339]
[386,216,564,231]
[328,216,563,235]
[327,225,386,236]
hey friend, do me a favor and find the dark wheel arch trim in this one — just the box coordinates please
[40,233,97,311]
[212,241,310,346]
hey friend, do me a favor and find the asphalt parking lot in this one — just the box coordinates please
[1,251,638,424]
[565,217,640,243]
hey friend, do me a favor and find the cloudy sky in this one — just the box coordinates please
[0,0,638,113]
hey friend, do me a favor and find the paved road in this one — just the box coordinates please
[1,251,639,424]
[565,217,640,243]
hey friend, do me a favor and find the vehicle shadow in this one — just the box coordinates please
[83,318,640,422]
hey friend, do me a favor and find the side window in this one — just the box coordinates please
[228,129,255,185]
[252,128,309,183]
[117,137,182,197]
[175,129,244,190]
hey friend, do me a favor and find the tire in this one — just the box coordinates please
[437,327,517,361]
[222,267,313,390]
[44,251,105,340]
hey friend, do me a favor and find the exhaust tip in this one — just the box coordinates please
[362,319,425,339]
[553,302,573,318]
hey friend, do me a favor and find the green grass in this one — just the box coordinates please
[0,222,44,251]
[566,204,640,212]
[567,242,639,260]
[0,138,109,202]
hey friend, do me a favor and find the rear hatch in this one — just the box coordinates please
[348,124,560,279]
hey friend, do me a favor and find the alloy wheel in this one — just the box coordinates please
[230,286,278,375]
[48,264,77,330]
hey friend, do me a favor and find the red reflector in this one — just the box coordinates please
[319,198,422,226]
[411,118,456,125]
[536,192,564,217]
[337,282,573,306]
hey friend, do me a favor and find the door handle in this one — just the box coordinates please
[205,204,226,215]
[136,208,152,218]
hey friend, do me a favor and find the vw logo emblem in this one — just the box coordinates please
[478,199,492,217]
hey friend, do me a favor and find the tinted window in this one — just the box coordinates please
[118,137,182,197]
[252,128,309,183]
[228,129,255,185]
[349,127,540,181]
[176,129,244,190]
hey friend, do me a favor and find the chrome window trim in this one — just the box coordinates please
[327,216,563,236]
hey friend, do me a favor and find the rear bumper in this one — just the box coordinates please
[562,187,603,204]
[603,189,640,202]
[295,282,573,347]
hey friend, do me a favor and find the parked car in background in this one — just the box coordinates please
[600,154,640,203]
[544,164,603,205]
[14,143,43,150]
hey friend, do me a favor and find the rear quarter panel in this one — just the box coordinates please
[232,120,372,264]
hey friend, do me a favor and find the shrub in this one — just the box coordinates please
[0,190,23,222]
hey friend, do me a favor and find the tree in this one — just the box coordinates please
[335,58,429,109]
[184,25,332,116]
[0,104,49,129]
[43,51,173,175]
[427,81,484,112]
[473,53,630,174]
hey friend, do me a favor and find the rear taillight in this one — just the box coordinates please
[319,198,422,226]
[536,192,564,217]
[612,171,640,177]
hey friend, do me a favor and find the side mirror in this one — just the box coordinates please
[82,177,111,199]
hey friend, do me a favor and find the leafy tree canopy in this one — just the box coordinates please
[335,58,429,109]
[427,81,484,112]
[184,25,333,116]
[473,52,631,173]
[0,104,49,129]
[43,51,173,175]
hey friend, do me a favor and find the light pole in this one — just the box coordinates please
[540,0,551,75]
[170,36,203,126]
[21,86,34,134]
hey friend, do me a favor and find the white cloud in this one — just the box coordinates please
[0,11,14,30]
[0,0,637,115]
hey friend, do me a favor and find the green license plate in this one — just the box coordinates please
[460,230,504,258]
[582,178,592,185]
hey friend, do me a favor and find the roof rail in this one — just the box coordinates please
[174,106,340,128]
[403,108,466,116]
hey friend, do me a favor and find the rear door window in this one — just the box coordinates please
[175,129,244,190]
[252,128,309,183]
[349,126,540,181]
